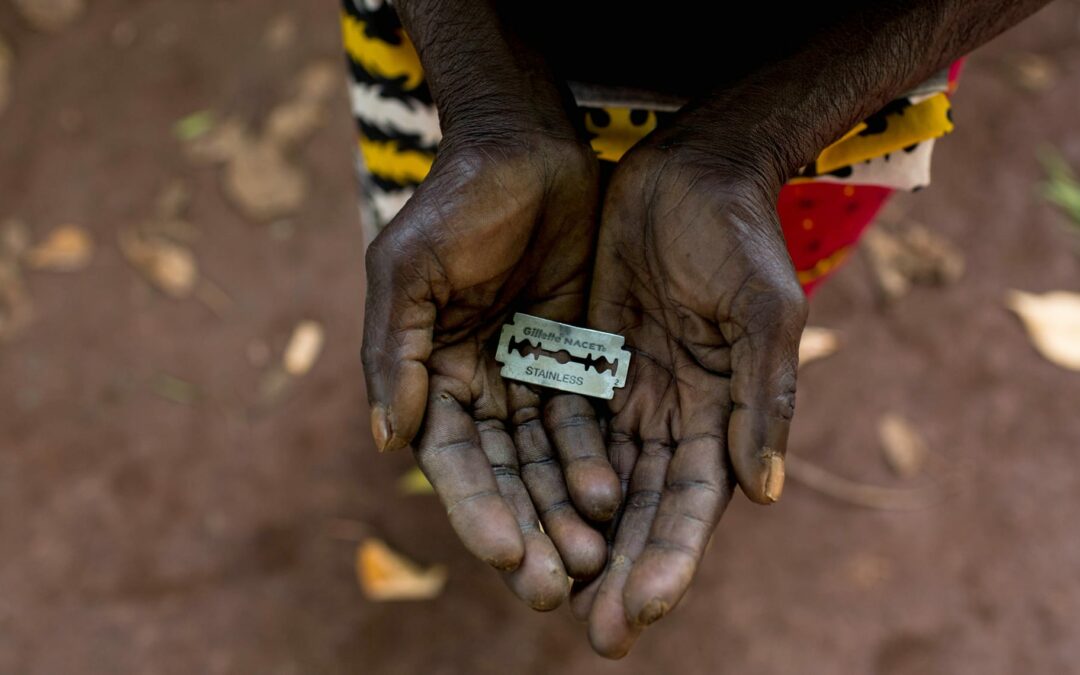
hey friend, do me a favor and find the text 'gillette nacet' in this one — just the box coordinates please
[494,313,631,400]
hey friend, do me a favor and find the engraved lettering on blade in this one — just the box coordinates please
[494,313,631,399]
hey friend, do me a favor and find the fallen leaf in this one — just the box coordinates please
[397,466,434,495]
[863,222,964,302]
[119,230,198,298]
[183,116,253,164]
[223,140,307,221]
[174,110,216,142]
[25,224,93,272]
[356,538,447,601]
[1002,52,1058,92]
[265,99,324,148]
[264,14,297,51]
[283,320,324,376]
[1006,290,1080,371]
[12,0,85,32]
[0,37,12,116]
[298,61,341,103]
[878,414,928,479]
[799,326,840,367]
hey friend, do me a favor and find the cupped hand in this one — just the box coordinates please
[577,144,808,656]
[361,131,621,610]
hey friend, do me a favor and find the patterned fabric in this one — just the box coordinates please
[340,0,965,294]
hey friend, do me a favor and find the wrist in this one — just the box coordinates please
[395,0,578,144]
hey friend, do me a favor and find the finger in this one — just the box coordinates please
[587,438,670,660]
[415,382,524,570]
[476,418,570,611]
[570,426,640,620]
[361,222,439,452]
[623,431,735,626]
[509,384,607,581]
[570,573,605,622]
[725,270,807,504]
[544,394,622,522]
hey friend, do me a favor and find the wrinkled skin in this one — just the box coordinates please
[575,144,808,657]
[361,132,622,610]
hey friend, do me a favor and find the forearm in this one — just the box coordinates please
[662,0,1052,190]
[393,0,577,141]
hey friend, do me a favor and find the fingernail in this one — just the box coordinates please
[370,405,392,452]
[763,453,785,503]
[638,598,669,625]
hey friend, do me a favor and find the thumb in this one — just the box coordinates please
[724,265,808,504]
[361,221,440,452]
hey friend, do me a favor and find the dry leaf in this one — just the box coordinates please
[397,466,434,495]
[1006,290,1080,371]
[12,0,85,32]
[356,538,447,602]
[119,230,198,298]
[863,223,964,302]
[183,117,253,164]
[878,414,928,479]
[1003,52,1058,92]
[265,99,324,147]
[25,224,93,271]
[298,61,341,103]
[283,320,324,376]
[799,327,840,367]
[264,14,297,51]
[223,141,307,221]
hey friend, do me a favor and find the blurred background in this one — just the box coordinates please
[2,1,1079,673]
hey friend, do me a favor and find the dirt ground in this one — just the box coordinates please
[1,1,1079,673]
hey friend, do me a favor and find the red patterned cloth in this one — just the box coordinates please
[779,57,966,295]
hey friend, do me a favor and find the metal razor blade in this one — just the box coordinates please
[494,313,631,400]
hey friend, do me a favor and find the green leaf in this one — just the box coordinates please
[174,110,216,142]
[1038,147,1080,227]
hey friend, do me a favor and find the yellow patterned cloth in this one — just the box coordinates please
[340,0,957,240]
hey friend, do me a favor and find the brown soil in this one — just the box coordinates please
[1,1,1079,673]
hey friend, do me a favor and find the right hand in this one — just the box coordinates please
[362,130,621,610]
[577,142,808,656]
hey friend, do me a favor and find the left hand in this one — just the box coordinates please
[576,139,808,657]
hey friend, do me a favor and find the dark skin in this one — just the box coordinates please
[361,0,1051,657]
[361,0,622,609]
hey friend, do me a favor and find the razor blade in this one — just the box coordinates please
[494,313,631,400]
